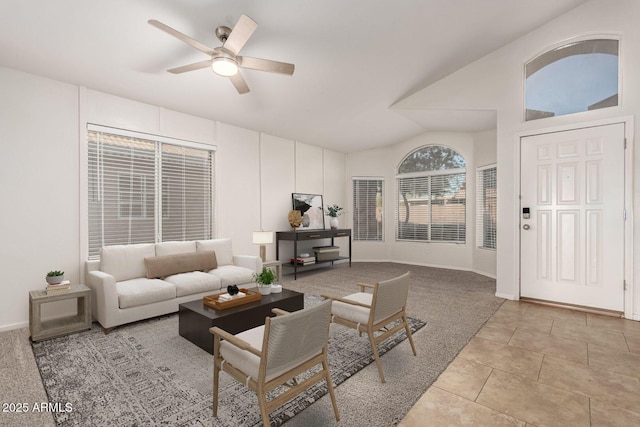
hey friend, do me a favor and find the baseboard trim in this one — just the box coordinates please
[0,321,29,332]
[495,292,517,300]
[520,297,624,318]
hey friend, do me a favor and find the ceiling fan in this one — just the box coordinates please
[148,14,295,94]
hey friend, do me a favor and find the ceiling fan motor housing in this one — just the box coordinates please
[215,26,232,43]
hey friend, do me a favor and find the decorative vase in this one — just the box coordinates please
[302,213,310,227]
[258,286,271,295]
[288,210,302,230]
[329,217,339,230]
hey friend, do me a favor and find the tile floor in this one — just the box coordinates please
[399,300,640,427]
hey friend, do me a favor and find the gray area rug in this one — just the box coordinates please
[31,294,425,426]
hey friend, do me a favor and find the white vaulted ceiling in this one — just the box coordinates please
[0,0,587,152]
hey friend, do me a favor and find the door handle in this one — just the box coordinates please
[522,224,531,230]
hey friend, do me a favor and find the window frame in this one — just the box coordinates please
[475,164,497,251]
[87,124,216,259]
[395,145,467,244]
[524,37,621,122]
[352,177,384,242]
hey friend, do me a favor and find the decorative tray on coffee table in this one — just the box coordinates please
[203,288,261,310]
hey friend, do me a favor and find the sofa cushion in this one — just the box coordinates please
[208,265,255,287]
[145,251,217,279]
[164,271,222,297]
[197,238,233,266]
[330,292,372,325]
[116,278,176,309]
[101,243,156,282]
[155,241,196,256]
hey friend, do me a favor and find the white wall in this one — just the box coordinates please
[0,68,80,330]
[0,67,346,331]
[394,0,640,317]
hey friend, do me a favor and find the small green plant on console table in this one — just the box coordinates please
[323,204,343,229]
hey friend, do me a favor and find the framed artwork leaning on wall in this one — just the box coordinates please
[292,193,324,230]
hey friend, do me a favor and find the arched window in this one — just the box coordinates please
[396,146,466,242]
[525,38,619,121]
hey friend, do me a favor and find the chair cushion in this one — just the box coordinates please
[155,241,196,256]
[101,243,156,282]
[164,271,222,297]
[144,251,217,279]
[116,278,176,309]
[208,265,254,286]
[197,238,233,265]
[220,325,310,383]
[220,325,264,381]
[331,292,372,325]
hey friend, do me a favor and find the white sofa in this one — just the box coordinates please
[86,239,262,331]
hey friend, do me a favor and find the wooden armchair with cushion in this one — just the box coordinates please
[210,299,339,426]
[322,271,416,383]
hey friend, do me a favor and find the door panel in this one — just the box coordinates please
[520,124,625,311]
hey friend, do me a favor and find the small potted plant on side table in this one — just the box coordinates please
[324,204,343,229]
[46,270,65,285]
[253,267,276,295]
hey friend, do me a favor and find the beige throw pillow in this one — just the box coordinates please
[145,251,218,279]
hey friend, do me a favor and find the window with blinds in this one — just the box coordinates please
[352,178,383,241]
[476,165,497,250]
[87,125,215,259]
[396,145,466,243]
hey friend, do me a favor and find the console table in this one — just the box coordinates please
[276,229,351,279]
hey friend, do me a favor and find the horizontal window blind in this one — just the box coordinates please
[87,126,215,259]
[161,144,213,242]
[476,165,497,250]
[396,172,466,242]
[352,178,383,241]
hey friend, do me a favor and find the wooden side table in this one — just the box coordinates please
[29,284,92,342]
[262,260,283,283]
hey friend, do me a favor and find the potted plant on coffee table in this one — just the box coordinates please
[253,267,276,295]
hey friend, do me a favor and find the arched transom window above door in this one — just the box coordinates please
[525,38,619,121]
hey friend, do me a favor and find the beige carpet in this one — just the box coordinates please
[0,261,501,427]
[278,261,504,426]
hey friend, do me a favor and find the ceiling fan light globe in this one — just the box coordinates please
[211,57,238,76]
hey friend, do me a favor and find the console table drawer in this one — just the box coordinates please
[298,231,331,240]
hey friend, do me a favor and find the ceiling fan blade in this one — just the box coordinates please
[167,59,212,74]
[222,14,257,55]
[229,72,250,94]
[238,56,295,75]
[148,19,214,55]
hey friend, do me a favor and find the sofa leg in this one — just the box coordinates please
[104,327,114,335]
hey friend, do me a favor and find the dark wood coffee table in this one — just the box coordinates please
[178,288,304,354]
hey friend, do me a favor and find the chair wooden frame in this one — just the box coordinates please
[210,304,340,426]
[322,272,417,383]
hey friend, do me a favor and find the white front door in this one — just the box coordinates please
[520,123,625,311]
